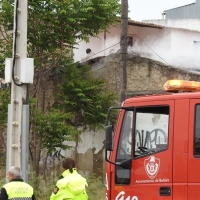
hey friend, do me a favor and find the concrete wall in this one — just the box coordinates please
[92,54,200,95]
[63,127,106,178]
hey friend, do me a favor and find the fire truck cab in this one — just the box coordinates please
[105,80,200,200]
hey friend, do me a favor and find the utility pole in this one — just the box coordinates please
[5,0,33,182]
[120,0,128,104]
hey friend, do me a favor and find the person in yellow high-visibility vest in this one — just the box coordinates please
[0,166,36,200]
[50,157,88,200]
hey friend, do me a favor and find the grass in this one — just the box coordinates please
[86,174,106,200]
[29,172,106,200]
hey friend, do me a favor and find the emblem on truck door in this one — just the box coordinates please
[144,156,160,179]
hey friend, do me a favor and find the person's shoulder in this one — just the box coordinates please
[1,184,8,190]
[74,173,87,181]
[73,173,88,186]
[2,181,11,187]
[56,176,70,187]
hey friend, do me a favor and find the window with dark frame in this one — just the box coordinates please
[134,106,169,157]
[115,105,169,185]
[193,41,200,51]
[128,36,133,47]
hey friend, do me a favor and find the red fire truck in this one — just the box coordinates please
[105,80,200,200]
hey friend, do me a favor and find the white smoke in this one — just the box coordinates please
[128,33,200,72]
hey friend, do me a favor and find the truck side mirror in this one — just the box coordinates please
[105,125,113,151]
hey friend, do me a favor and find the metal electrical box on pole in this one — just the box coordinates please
[5,0,34,182]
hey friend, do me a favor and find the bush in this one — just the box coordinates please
[86,174,106,200]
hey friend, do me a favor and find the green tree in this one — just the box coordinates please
[29,98,78,175]
[0,0,120,71]
[0,88,9,158]
[57,64,117,130]
[0,88,9,128]
[0,0,120,174]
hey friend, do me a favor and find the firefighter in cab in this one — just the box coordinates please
[50,157,88,200]
[0,166,36,200]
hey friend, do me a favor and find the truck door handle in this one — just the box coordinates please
[160,187,171,196]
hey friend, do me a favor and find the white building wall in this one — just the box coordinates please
[73,32,105,63]
[144,19,200,32]
[73,24,172,63]
[169,29,200,68]
[104,25,121,56]
[127,26,171,62]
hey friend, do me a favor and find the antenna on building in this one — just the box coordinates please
[162,12,166,19]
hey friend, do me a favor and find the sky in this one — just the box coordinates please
[128,0,195,21]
